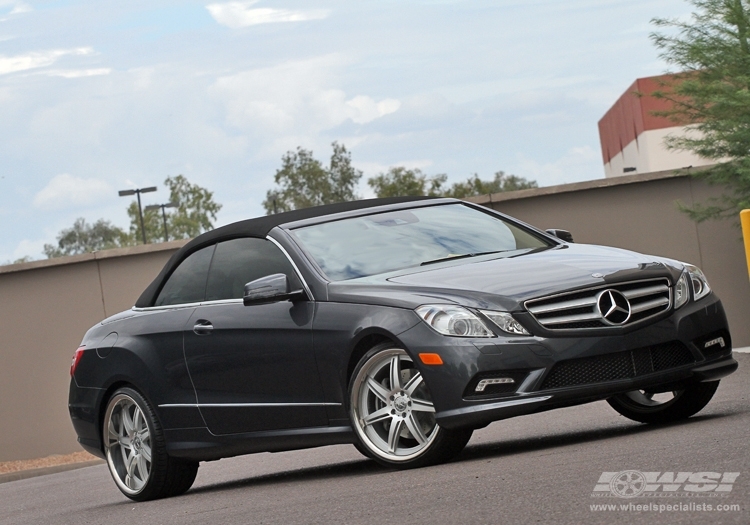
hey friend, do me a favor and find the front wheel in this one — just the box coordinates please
[607,381,720,424]
[349,344,472,468]
[103,387,198,501]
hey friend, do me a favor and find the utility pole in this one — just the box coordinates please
[145,202,177,243]
[118,186,157,244]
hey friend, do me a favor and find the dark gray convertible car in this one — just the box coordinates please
[68,197,737,500]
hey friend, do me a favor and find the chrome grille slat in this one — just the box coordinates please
[622,284,669,299]
[540,312,603,325]
[630,296,670,314]
[525,278,672,331]
[526,296,597,315]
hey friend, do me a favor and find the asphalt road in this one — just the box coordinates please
[2,355,748,525]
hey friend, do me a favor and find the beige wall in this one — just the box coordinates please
[468,171,750,349]
[1,170,747,462]
[0,241,186,462]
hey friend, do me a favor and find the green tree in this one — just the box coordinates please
[127,175,222,243]
[651,0,750,221]
[368,168,537,198]
[43,218,130,258]
[368,167,447,197]
[444,171,538,198]
[263,142,362,214]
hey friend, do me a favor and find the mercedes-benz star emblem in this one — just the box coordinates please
[596,289,631,325]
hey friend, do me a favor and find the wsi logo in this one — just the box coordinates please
[592,471,740,498]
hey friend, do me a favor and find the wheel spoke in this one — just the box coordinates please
[137,454,149,481]
[122,407,135,435]
[389,356,401,390]
[120,444,130,468]
[410,398,435,413]
[140,443,152,462]
[387,418,405,453]
[132,407,142,433]
[403,372,423,396]
[366,376,390,403]
[107,420,119,445]
[125,454,137,489]
[404,413,427,444]
[362,406,392,427]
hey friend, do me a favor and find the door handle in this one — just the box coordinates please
[193,321,214,335]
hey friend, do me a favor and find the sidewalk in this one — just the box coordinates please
[0,451,104,484]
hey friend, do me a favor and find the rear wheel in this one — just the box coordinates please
[349,344,472,468]
[103,387,198,501]
[607,381,719,424]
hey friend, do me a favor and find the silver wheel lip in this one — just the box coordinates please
[350,348,439,463]
[103,393,153,496]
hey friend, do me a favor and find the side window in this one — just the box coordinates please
[205,238,301,301]
[154,246,215,306]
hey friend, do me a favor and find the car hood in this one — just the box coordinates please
[326,243,684,311]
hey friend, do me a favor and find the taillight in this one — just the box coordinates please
[70,346,85,377]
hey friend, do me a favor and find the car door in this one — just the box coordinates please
[183,237,328,435]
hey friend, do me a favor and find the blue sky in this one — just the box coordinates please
[0,0,690,262]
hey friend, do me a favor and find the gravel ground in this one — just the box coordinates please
[0,451,97,475]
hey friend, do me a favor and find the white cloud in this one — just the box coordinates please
[516,146,601,186]
[0,47,94,75]
[33,174,113,211]
[0,0,31,17]
[9,1,31,14]
[206,1,329,29]
[210,56,402,134]
[346,96,400,124]
[11,238,46,261]
[43,68,112,78]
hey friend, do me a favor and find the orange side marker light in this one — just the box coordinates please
[418,353,444,365]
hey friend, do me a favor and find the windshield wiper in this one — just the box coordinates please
[420,250,506,266]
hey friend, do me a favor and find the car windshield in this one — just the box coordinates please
[290,203,552,281]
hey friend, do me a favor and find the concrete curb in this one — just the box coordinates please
[0,459,105,484]
[734,347,750,353]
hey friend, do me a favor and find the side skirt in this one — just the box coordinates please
[164,425,355,462]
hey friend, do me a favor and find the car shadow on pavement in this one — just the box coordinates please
[453,410,741,465]
[185,458,383,497]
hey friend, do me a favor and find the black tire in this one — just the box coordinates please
[103,387,198,501]
[348,343,472,469]
[607,381,720,424]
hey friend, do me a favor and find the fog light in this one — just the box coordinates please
[475,377,515,392]
[704,337,726,349]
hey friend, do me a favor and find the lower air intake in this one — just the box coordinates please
[540,341,694,390]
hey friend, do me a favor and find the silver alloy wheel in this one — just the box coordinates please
[623,390,683,409]
[104,393,153,496]
[351,348,439,462]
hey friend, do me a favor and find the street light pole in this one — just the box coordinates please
[118,186,157,245]
[145,202,177,243]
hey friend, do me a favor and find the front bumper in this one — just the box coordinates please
[396,294,736,430]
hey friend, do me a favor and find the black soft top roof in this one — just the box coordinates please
[135,196,440,307]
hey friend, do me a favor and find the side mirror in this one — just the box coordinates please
[546,229,574,243]
[243,273,305,306]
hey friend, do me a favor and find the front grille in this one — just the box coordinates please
[540,341,695,390]
[525,278,671,331]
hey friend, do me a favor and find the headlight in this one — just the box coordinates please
[480,310,530,336]
[415,305,494,337]
[685,264,711,301]
[674,272,690,309]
